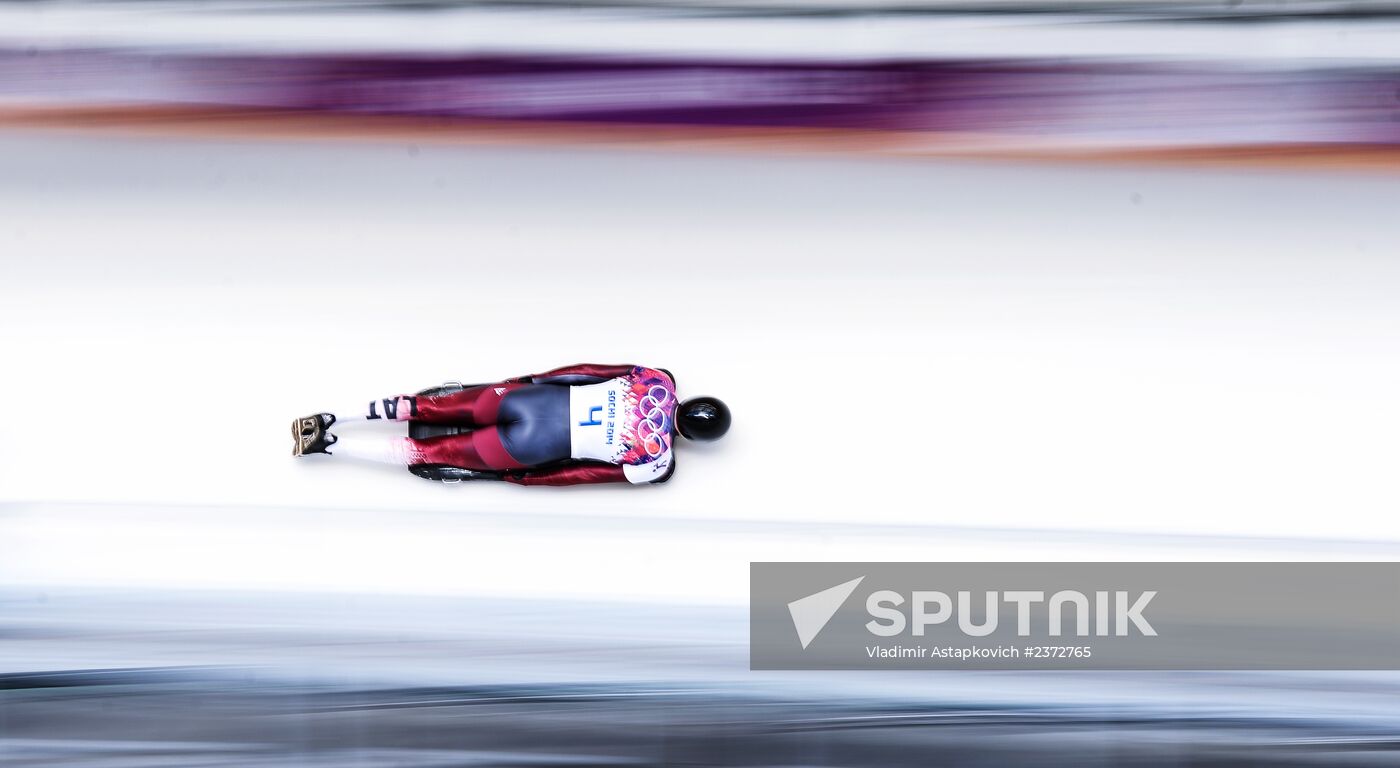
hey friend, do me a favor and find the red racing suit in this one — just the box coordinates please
[389,364,678,486]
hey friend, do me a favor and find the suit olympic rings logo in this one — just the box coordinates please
[636,385,672,458]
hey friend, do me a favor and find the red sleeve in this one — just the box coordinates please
[504,463,629,486]
[506,363,637,385]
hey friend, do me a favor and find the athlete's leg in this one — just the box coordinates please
[293,383,530,459]
[330,383,526,426]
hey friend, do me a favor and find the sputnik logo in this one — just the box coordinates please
[787,576,864,649]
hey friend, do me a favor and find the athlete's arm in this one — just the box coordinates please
[506,363,636,385]
[503,463,629,486]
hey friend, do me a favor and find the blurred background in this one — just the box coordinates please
[6,0,1400,163]
[4,0,1400,765]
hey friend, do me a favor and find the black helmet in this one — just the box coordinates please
[676,396,731,441]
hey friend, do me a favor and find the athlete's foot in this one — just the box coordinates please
[292,413,338,456]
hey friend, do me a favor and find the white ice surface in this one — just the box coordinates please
[2,132,1400,561]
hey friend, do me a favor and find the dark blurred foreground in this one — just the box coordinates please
[6,669,1400,766]
[4,588,1400,767]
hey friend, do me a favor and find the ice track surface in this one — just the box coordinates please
[2,132,1400,545]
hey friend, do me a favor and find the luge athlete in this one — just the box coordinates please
[292,364,729,485]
